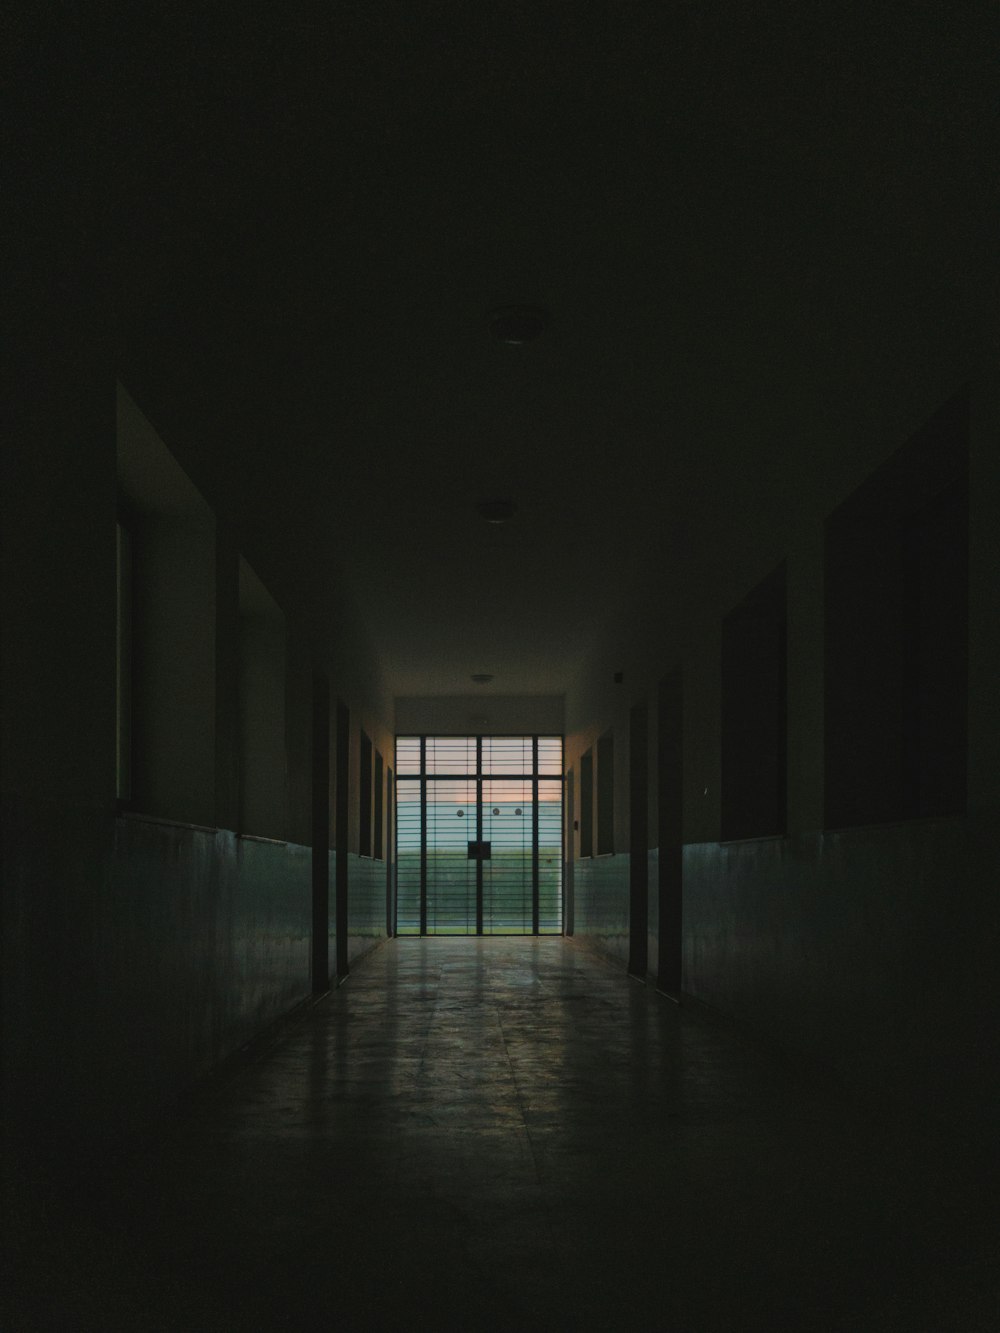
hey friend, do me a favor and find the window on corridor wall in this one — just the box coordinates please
[596,731,614,855]
[824,392,969,827]
[580,748,594,858]
[237,558,288,840]
[360,730,373,855]
[721,561,787,841]
[115,518,133,803]
[117,382,217,827]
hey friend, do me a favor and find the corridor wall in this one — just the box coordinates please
[1,382,391,1150]
[567,382,1000,1131]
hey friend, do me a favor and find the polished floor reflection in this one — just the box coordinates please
[10,938,1000,1330]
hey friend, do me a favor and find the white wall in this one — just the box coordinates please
[395,694,564,737]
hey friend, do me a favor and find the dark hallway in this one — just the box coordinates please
[9,938,999,1331]
[4,3,1000,1328]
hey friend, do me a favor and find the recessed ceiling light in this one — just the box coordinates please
[476,499,516,524]
[488,305,549,344]
[471,673,494,684]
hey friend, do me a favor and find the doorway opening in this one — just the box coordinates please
[395,736,563,935]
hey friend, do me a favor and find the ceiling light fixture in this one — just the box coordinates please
[476,499,516,524]
[488,305,549,344]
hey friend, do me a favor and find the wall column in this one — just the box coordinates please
[968,378,1000,812]
[786,533,825,834]
[311,675,331,993]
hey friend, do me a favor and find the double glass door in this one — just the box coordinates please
[395,736,563,935]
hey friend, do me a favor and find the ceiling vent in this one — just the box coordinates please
[488,305,548,344]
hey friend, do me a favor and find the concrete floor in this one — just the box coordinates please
[7,937,1000,1330]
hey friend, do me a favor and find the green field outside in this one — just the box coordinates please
[396,847,562,934]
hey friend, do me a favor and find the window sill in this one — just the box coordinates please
[719,832,787,847]
[119,810,218,835]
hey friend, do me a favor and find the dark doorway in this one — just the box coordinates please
[657,670,683,997]
[628,703,649,979]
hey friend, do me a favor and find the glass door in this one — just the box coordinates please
[395,736,563,936]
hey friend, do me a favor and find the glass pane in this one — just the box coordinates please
[537,736,563,776]
[426,778,476,933]
[395,776,422,934]
[425,736,477,776]
[482,736,532,776]
[482,779,533,934]
[537,779,563,933]
[395,737,421,776]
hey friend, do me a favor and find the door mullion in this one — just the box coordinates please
[532,736,540,935]
[476,736,484,935]
[419,737,427,936]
